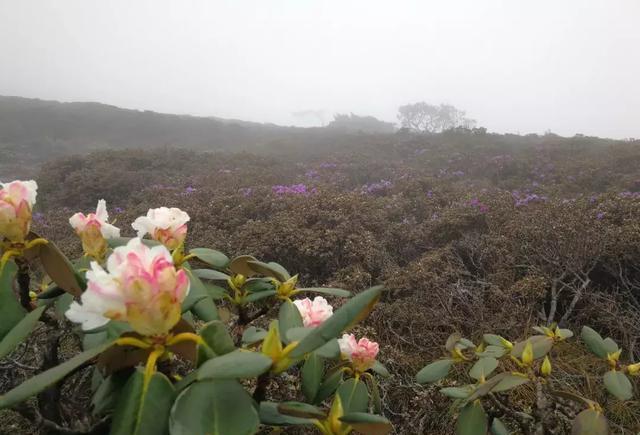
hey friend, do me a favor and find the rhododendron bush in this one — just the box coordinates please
[1,177,639,435]
[0,180,392,435]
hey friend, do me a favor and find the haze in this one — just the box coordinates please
[1,0,638,138]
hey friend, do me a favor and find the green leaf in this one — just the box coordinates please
[109,369,174,435]
[602,338,619,355]
[371,360,390,378]
[227,255,259,277]
[337,378,369,413]
[302,353,324,402]
[314,369,344,404]
[244,290,277,303]
[91,371,129,416]
[203,283,228,300]
[580,326,607,359]
[184,269,219,322]
[39,240,83,296]
[0,305,46,359]
[339,413,393,435]
[170,380,259,435]
[279,300,303,342]
[244,278,275,293]
[571,409,609,435]
[277,402,326,419]
[511,336,553,360]
[241,326,267,345]
[286,327,340,359]
[456,401,488,435]
[491,373,530,393]
[603,370,633,400]
[491,417,510,435]
[193,268,230,281]
[477,345,507,358]
[0,261,26,339]
[0,340,114,409]
[416,359,454,384]
[36,285,66,300]
[469,357,499,380]
[483,334,509,348]
[247,260,290,281]
[296,287,352,297]
[440,386,473,399]
[197,350,272,380]
[258,402,315,426]
[197,321,236,366]
[556,328,574,340]
[289,286,383,358]
[189,249,229,269]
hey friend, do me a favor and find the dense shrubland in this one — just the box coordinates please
[1,129,640,433]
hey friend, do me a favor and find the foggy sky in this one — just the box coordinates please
[1,0,639,138]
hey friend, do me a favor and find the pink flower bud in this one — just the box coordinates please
[338,333,379,372]
[69,200,120,259]
[293,296,333,328]
[132,207,190,250]
[65,238,189,337]
[0,180,37,243]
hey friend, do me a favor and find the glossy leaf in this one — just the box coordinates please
[0,261,26,340]
[244,290,277,303]
[339,413,393,435]
[39,240,83,296]
[469,357,498,380]
[110,369,174,435]
[314,369,344,404]
[247,260,290,281]
[277,402,326,419]
[189,248,229,269]
[170,380,259,435]
[242,326,267,346]
[511,335,553,360]
[289,286,383,358]
[279,300,303,342]
[193,268,230,281]
[258,402,314,426]
[603,370,633,400]
[184,269,219,321]
[371,360,390,378]
[91,371,129,416]
[490,417,510,435]
[416,359,454,384]
[456,401,488,435]
[337,378,369,413]
[440,386,474,399]
[0,340,113,409]
[571,409,609,435]
[228,255,258,277]
[197,350,272,380]
[0,305,46,359]
[302,352,324,402]
[197,320,235,366]
[580,326,608,359]
[491,373,530,393]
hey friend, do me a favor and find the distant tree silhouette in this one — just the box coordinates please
[327,113,395,133]
[397,102,476,133]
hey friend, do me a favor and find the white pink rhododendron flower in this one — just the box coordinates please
[132,207,190,250]
[0,180,38,243]
[338,333,380,372]
[69,200,120,259]
[293,296,333,327]
[65,238,190,336]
